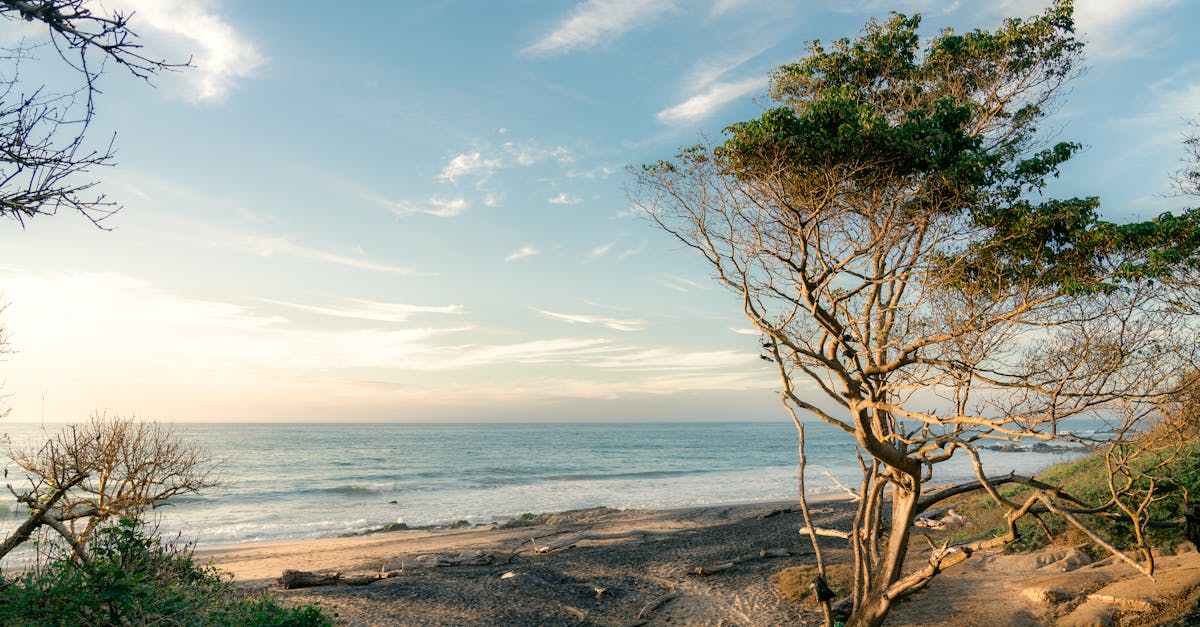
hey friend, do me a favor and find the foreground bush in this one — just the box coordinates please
[0,520,332,626]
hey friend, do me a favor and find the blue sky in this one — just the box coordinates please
[1,0,1197,422]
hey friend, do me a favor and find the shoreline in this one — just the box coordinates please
[195,494,1200,626]
[197,498,855,625]
[194,498,831,583]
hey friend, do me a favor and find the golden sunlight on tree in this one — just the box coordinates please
[634,2,1200,624]
[0,413,217,564]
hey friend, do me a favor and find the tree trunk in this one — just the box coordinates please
[848,480,921,627]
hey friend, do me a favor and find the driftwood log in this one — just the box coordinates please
[619,591,677,627]
[382,550,495,571]
[692,548,790,576]
[280,551,496,589]
[533,530,669,553]
[798,525,851,539]
[278,570,343,589]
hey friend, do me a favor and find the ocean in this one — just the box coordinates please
[1,420,1087,550]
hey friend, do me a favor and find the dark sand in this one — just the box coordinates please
[196,498,1200,626]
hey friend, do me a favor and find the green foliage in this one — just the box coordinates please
[947,442,1200,552]
[692,0,1200,296]
[447,519,471,529]
[0,519,332,626]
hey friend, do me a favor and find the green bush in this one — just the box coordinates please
[946,439,1200,552]
[0,519,333,626]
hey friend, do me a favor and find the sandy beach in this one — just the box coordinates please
[196,498,1200,626]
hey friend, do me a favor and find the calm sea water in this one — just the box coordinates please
[1,421,1086,549]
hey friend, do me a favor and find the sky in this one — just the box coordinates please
[0,0,1197,423]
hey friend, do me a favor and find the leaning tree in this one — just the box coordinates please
[634,2,1200,625]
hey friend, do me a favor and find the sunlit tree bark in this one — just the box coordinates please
[634,2,1200,624]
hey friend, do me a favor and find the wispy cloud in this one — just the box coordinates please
[1072,0,1180,59]
[365,193,469,217]
[657,76,767,124]
[685,42,776,92]
[263,298,465,323]
[729,327,760,336]
[586,242,615,261]
[659,275,711,292]
[434,338,616,370]
[524,0,675,56]
[111,0,265,103]
[243,235,417,274]
[587,347,753,371]
[616,243,645,261]
[548,192,582,205]
[505,245,542,262]
[710,0,753,17]
[534,308,647,332]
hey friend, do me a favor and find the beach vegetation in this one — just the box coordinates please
[0,413,218,562]
[945,418,1200,553]
[0,518,333,626]
[633,1,1200,624]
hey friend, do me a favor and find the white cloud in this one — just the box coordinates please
[433,338,616,370]
[567,165,616,180]
[616,243,644,261]
[685,43,776,92]
[263,298,465,323]
[587,347,753,371]
[503,142,573,166]
[585,242,615,261]
[241,234,417,274]
[710,0,753,17]
[373,195,469,217]
[548,192,582,205]
[987,0,1179,60]
[110,0,265,103]
[439,151,503,183]
[534,308,647,332]
[437,142,572,186]
[657,76,767,124]
[659,275,711,292]
[729,327,760,336]
[524,0,675,56]
[505,245,542,262]
[1072,0,1180,59]
[0,270,772,420]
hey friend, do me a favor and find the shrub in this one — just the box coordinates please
[0,519,332,626]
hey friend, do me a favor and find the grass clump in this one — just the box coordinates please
[773,563,853,606]
[0,519,333,626]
